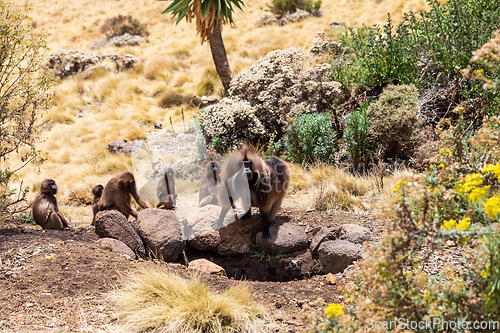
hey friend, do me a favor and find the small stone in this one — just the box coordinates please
[189,259,227,277]
[326,273,336,285]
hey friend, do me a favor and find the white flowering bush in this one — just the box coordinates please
[201,48,341,152]
[200,98,265,152]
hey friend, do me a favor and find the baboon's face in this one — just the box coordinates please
[50,181,57,195]
[242,160,253,181]
[92,185,103,198]
[41,179,57,195]
[211,161,218,175]
[127,180,136,193]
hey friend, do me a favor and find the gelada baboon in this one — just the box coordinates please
[32,179,72,230]
[199,160,221,207]
[157,167,177,209]
[91,184,104,225]
[96,171,148,219]
[218,145,290,239]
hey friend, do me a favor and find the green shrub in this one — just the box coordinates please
[284,112,336,164]
[0,3,56,223]
[101,15,149,38]
[343,102,374,171]
[268,0,321,16]
[367,84,423,160]
[329,0,500,98]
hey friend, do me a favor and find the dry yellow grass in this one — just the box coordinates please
[5,0,429,224]
[111,268,264,333]
[288,163,418,211]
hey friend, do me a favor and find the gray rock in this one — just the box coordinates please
[217,215,261,256]
[340,224,371,235]
[256,223,308,254]
[309,226,341,254]
[94,210,145,257]
[184,205,223,251]
[44,49,138,78]
[340,231,373,244]
[97,238,136,259]
[135,208,185,261]
[107,139,146,156]
[318,240,364,274]
[90,33,147,49]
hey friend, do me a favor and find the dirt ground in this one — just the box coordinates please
[0,208,379,333]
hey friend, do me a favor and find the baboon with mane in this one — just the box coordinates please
[218,145,290,239]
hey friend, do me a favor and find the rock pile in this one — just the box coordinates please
[45,49,138,78]
[93,206,374,279]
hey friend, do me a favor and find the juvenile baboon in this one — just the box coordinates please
[91,184,104,225]
[199,160,221,207]
[96,171,148,219]
[218,145,290,239]
[32,179,72,230]
[157,167,177,209]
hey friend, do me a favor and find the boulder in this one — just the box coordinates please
[93,210,145,257]
[44,49,138,78]
[256,223,309,254]
[97,238,136,259]
[183,205,222,251]
[135,208,185,261]
[217,215,261,256]
[189,259,227,277]
[107,139,146,156]
[340,224,371,235]
[90,33,147,49]
[340,231,373,244]
[318,240,364,274]
[309,226,341,254]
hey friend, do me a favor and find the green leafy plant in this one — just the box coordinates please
[367,84,423,160]
[329,0,500,99]
[343,102,374,172]
[0,3,56,223]
[284,112,337,164]
[252,249,267,262]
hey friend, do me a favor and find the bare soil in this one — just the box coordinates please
[0,209,379,332]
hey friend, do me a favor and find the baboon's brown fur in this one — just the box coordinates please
[218,145,290,238]
[199,160,221,207]
[96,171,148,219]
[157,167,176,209]
[91,184,104,225]
[32,179,71,230]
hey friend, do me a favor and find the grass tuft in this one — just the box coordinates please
[111,268,265,333]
